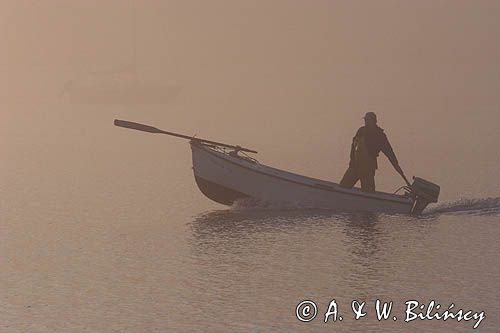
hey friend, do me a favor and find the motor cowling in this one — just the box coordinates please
[410,177,440,214]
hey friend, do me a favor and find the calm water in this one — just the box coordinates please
[1,105,499,332]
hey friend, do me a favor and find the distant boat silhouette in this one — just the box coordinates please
[60,1,179,105]
[60,67,180,105]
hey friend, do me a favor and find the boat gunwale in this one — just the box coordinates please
[191,143,412,207]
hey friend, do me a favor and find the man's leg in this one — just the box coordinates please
[360,168,376,192]
[340,166,360,188]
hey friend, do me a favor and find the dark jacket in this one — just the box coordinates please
[350,126,398,169]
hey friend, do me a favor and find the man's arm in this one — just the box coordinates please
[349,128,362,167]
[381,133,398,167]
[349,138,356,165]
[381,133,411,185]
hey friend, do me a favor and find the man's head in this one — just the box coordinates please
[363,112,377,127]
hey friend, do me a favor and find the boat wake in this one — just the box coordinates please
[424,197,500,215]
[232,197,500,216]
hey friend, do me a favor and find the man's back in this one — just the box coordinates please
[354,125,398,168]
[340,112,407,192]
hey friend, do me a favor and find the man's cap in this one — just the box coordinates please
[363,112,377,122]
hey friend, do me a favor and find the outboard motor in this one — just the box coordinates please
[409,177,440,214]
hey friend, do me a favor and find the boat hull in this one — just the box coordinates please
[194,175,249,205]
[191,143,414,213]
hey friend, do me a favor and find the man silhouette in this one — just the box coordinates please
[340,112,409,192]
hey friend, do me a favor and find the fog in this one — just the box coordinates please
[1,3,500,331]
[2,0,499,199]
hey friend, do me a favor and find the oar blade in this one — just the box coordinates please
[114,118,258,154]
[114,119,164,134]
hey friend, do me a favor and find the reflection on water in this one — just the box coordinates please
[191,209,340,238]
[190,208,437,248]
[190,210,384,259]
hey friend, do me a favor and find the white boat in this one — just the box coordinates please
[115,119,440,214]
[191,141,438,214]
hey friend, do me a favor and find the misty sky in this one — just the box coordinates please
[1,1,499,198]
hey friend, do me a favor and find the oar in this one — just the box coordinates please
[114,119,258,154]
